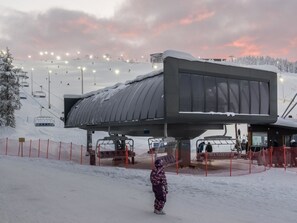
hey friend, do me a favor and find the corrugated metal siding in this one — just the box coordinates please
[66,74,164,127]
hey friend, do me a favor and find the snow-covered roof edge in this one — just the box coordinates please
[162,50,197,61]
[64,68,163,99]
[271,117,297,128]
[64,50,278,100]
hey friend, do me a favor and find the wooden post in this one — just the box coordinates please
[18,143,20,156]
[18,138,25,157]
[46,139,49,159]
[29,139,32,158]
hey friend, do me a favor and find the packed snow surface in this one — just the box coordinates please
[0,155,296,223]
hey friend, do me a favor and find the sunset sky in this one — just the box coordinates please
[0,0,296,61]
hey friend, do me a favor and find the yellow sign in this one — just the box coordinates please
[19,137,25,142]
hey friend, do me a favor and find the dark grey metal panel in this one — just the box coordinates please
[109,89,127,122]
[156,91,164,118]
[140,75,163,120]
[148,80,164,119]
[115,85,134,121]
[126,81,147,121]
[133,77,156,121]
[120,81,142,121]
[164,57,278,124]
[65,73,164,127]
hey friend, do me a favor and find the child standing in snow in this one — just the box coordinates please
[150,159,168,215]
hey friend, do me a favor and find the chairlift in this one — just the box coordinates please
[20,81,29,87]
[17,71,29,79]
[34,107,55,127]
[148,137,178,167]
[33,85,46,98]
[148,137,177,154]
[20,92,27,99]
[95,135,135,164]
[34,116,55,126]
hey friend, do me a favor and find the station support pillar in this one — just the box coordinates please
[87,130,93,153]
[178,139,191,167]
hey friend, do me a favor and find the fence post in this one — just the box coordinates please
[230,152,233,177]
[38,139,40,157]
[59,142,61,160]
[205,152,208,177]
[175,147,179,175]
[80,145,83,165]
[249,149,252,174]
[29,139,32,158]
[151,148,154,170]
[270,146,273,168]
[5,137,8,155]
[262,149,266,171]
[70,142,72,161]
[98,144,100,166]
[46,139,49,159]
[125,145,128,168]
[18,142,20,156]
[283,145,286,171]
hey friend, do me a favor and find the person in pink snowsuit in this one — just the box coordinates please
[150,159,168,215]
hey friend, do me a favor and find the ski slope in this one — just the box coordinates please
[0,56,297,223]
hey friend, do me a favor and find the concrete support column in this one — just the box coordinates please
[178,139,191,167]
[87,130,93,152]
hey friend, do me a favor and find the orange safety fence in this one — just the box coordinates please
[0,138,89,165]
[1,138,296,176]
[195,146,297,177]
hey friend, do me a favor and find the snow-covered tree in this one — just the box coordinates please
[234,56,297,73]
[0,48,21,127]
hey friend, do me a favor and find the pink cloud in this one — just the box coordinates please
[226,37,261,57]
[179,11,215,25]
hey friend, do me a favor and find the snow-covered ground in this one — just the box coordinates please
[1,155,296,223]
[1,54,297,222]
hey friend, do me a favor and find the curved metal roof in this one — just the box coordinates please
[66,73,164,127]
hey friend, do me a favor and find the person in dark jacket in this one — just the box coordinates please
[150,159,168,215]
[205,142,213,153]
[197,141,205,153]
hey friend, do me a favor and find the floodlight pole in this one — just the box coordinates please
[81,68,84,94]
[31,70,33,95]
[48,70,51,109]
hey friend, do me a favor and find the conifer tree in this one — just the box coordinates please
[0,48,21,127]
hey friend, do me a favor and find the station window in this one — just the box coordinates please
[179,72,270,115]
[252,132,268,147]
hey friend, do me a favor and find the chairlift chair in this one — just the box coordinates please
[34,106,55,127]
[148,137,178,167]
[33,85,46,98]
[95,135,135,164]
[34,116,55,127]
[19,92,27,99]
[33,91,46,98]
[20,81,29,87]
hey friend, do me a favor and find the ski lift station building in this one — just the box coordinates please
[64,51,278,166]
